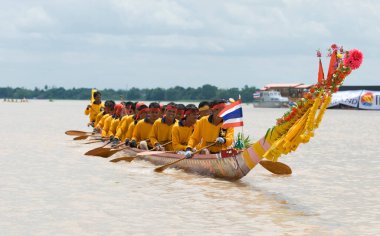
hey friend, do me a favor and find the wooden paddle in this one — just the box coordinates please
[109,156,136,163]
[84,139,104,144]
[150,141,172,151]
[259,160,292,175]
[110,150,177,163]
[73,135,90,140]
[109,141,173,163]
[88,139,146,158]
[97,146,131,158]
[154,142,216,173]
[65,130,93,136]
[83,137,110,144]
[84,141,117,156]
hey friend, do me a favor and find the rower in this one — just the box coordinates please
[112,102,136,146]
[172,104,199,151]
[107,103,126,138]
[84,91,104,127]
[124,101,135,115]
[185,99,234,158]
[101,102,118,137]
[149,103,177,151]
[130,102,161,150]
[198,101,211,118]
[94,100,115,133]
[123,102,148,145]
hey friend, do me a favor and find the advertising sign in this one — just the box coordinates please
[358,90,380,110]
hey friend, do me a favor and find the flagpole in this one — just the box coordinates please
[239,95,245,143]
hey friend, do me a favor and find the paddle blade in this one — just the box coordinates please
[259,161,292,175]
[65,130,91,136]
[110,156,136,163]
[73,135,89,140]
[96,149,121,158]
[84,147,111,156]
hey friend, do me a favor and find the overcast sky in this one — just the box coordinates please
[0,0,379,90]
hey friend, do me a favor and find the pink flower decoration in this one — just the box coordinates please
[343,49,363,70]
[316,50,322,57]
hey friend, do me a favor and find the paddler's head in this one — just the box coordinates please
[135,103,148,120]
[123,101,134,115]
[93,91,101,104]
[210,99,226,118]
[198,101,210,118]
[165,102,177,121]
[183,104,199,126]
[175,104,185,120]
[114,103,126,118]
[104,100,115,114]
[148,102,161,122]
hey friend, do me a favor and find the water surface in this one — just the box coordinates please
[0,100,379,235]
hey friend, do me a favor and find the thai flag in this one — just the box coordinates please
[218,99,244,128]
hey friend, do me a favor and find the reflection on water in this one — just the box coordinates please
[0,100,379,235]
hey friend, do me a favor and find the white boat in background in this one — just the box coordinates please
[253,91,289,108]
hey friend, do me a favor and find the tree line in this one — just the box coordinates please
[0,84,258,102]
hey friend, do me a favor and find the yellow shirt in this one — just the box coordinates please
[96,113,110,129]
[124,121,136,141]
[149,117,176,151]
[107,118,121,137]
[172,121,194,151]
[101,115,114,137]
[115,115,134,141]
[84,103,104,122]
[187,115,234,153]
[94,111,105,127]
[132,119,153,143]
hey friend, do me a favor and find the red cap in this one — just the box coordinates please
[114,104,125,116]
[136,102,146,110]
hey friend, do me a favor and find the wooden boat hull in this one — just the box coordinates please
[122,148,253,181]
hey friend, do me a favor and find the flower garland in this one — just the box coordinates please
[262,44,363,162]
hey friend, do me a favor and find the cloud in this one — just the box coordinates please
[112,0,203,30]
[0,0,379,89]
[16,6,55,31]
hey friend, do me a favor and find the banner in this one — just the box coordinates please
[358,90,380,110]
[328,90,380,110]
[328,90,361,108]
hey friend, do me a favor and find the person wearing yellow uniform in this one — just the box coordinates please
[123,103,149,146]
[185,99,234,157]
[101,109,116,137]
[172,104,199,151]
[94,100,115,133]
[112,102,136,145]
[94,110,105,128]
[84,91,104,127]
[130,102,161,150]
[107,103,126,138]
[150,103,177,151]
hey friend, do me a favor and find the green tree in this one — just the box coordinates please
[127,87,141,100]
[200,84,217,99]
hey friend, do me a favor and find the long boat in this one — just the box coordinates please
[79,45,363,180]
[120,137,270,181]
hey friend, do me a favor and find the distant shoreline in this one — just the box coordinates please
[0,85,258,102]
